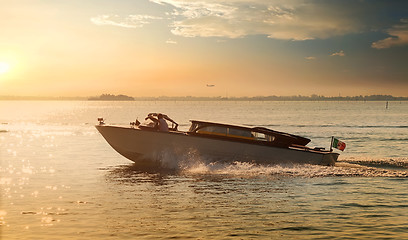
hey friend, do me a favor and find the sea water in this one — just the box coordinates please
[1,100,407,239]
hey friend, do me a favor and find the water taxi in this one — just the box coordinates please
[95,113,339,166]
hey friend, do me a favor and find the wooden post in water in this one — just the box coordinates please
[386,101,389,109]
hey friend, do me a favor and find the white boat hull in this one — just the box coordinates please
[96,125,339,167]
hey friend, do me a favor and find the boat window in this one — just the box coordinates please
[191,122,277,141]
[189,122,198,132]
[196,126,228,136]
[266,135,276,142]
[228,128,253,138]
[252,132,275,142]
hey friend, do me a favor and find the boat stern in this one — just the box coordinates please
[320,152,340,166]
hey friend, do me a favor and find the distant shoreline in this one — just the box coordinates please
[1,94,408,101]
[88,94,134,101]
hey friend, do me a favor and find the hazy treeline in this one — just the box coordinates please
[134,94,408,101]
[88,94,134,101]
[1,94,407,101]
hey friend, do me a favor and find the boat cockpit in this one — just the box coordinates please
[134,113,179,131]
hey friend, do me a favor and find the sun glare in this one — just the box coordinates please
[0,61,11,74]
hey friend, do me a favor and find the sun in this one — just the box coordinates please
[0,61,11,74]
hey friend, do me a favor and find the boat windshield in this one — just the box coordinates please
[139,113,179,131]
[140,119,156,128]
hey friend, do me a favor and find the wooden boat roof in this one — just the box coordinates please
[189,120,311,146]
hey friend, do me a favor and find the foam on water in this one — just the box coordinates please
[183,161,408,178]
[139,149,408,178]
[341,156,408,168]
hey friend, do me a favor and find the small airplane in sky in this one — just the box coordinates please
[206,84,215,87]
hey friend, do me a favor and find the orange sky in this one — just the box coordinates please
[1,0,408,97]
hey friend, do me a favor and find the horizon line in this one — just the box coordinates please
[1,94,408,101]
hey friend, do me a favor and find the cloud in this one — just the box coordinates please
[305,56,316,60]
[166,39,177,44]
[330,50,345,57]
[91,14,162,28]
[371,19,408,49]
[150,0,364,40]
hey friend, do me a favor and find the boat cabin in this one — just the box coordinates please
[188,120,311,148]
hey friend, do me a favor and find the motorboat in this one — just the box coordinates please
[95,113,340,167]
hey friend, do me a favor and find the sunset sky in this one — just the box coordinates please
[1,0,407,97]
